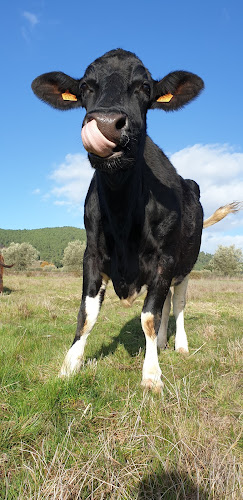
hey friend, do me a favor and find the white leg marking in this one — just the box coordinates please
[59,333,89,377]
[173,276,189,353]
[157,290,172,349]
[59,280,106,377]
[141,312,163,392]
[85,293,102,330]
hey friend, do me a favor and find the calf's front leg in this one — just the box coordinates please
[141,284,170,392]
[59,270,108,378]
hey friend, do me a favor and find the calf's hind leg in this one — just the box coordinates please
[157,289,172,350]
[173,276,189,353]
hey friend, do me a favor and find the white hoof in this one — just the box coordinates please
[59,341,84,378]
[58,361,82,378]
[175,347,189,355]
[175,330,188,353]
[141,377,163,393]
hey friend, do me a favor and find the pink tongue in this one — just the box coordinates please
[81,119,116,158]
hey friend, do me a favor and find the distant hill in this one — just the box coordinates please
[0,227,86,267]
[0,226,212,270]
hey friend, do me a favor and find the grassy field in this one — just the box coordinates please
[0,273,242,499]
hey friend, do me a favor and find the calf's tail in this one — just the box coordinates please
[203,201,242,229]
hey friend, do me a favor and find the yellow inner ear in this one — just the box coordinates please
[62,92,77,101]
[157,93,173,103]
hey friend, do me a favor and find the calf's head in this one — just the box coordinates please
[32,49,204,172]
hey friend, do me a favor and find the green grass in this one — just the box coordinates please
[0,273,242,499]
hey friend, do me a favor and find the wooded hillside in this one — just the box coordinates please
[0,227,86,267]
[0,226,213,270]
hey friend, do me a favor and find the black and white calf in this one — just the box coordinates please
[32,49,233,391]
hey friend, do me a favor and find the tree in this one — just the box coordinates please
[209,245,243,276]
[2,242,39,271]
[194,251,213,271]
[62,240,86,273]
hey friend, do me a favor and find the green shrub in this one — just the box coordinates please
[209,245,243,276]
[3,242,39,271]
[62,240,86,274]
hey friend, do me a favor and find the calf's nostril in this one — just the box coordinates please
[115,116,127,130]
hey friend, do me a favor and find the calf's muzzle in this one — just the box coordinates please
[81,112,128,158]
[86,113,127,142]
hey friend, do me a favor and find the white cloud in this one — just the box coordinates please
[201,232,243,254]
[54,201,73,206]
[49,153,93,211]
[22,11,39,28]
[21,11,39,41]
[170,143,243,252]
[32,188,41,195]
[170,144,243,209]
[48,145,243,253]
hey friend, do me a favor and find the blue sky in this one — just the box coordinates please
[1,0,243,253]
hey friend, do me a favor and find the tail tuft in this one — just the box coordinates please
[203,201,242,229]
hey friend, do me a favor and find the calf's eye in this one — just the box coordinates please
[142,82,151,96]
[80,82,95,94]
[80,82,88,92]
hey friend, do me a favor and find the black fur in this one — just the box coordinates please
[32,49,204,345]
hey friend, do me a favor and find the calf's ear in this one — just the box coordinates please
[31,72,83,110]
[150,71,204,111]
